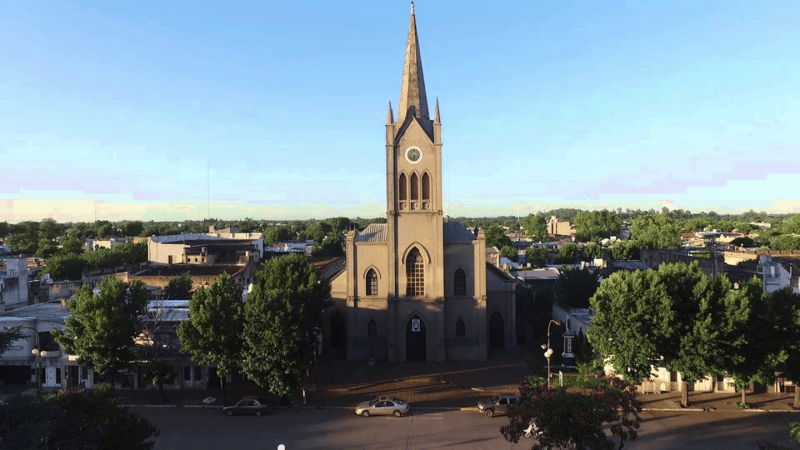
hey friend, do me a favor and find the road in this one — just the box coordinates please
[135,407,800,450]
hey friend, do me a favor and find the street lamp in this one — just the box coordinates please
[19,326,46,390]
[543,320,562,389]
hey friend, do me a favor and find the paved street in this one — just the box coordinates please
[136,407,800,450]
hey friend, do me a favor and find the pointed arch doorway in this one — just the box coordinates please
[489,312,505,349]
[331,312,347,358]
[406,315,426,362]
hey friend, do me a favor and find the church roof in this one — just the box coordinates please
[355,224,388,243]
[443,222,476,243]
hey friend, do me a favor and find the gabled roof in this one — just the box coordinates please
[444,222,476,243]
[486,262,514,281]
[355,224,387,243]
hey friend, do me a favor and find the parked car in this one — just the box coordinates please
[477,394,518,418]
[223,396,270,416]
[355,395,410,417]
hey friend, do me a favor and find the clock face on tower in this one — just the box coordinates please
[405,147,422,163]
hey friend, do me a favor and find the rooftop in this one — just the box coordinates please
[0,301,72,323]
[134,264,245,277]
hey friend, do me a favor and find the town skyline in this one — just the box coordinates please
[3,1,799,222]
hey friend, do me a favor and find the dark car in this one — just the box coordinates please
[477,394,518,418]
[223,396,270,416]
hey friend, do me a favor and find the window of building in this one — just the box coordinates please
[406,248,424,296]
[194,366,202,382]
[422,172,430,200]
[368,320,377,337]
[456,319,465,337]
[454,268,466,296]
[399,173,408,201]
[771,266,776,278]
[366,269,378,296]
[183,367,191,381]
[410,173,419,201]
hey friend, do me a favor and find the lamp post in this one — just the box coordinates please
[20,326,46,390]
[543,320,562,389]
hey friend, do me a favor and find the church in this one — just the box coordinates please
[324,4,516,363]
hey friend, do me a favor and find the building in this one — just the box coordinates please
[758,255,800,295]
[547,216,576,238]
[147,232,262,265]
[324,5,516,363]
[0,257,29,312]
[84,237,127,252]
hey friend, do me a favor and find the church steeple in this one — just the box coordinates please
[397,1,429,125]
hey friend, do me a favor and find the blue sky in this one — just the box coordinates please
[1,1,798,223]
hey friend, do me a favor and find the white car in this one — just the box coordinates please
[355,395,410,418]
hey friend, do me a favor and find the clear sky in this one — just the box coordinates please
[2,1,799,223]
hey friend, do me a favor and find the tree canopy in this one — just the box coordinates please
[484,224,513,250]
[177,272,244,405]
[558,267,601,309]
[555,243,580,264]
[0,384,158,450]
[242,253,332,396]
[165,272,193,300]
[522,214,548,242]
[629,214,682,250]
[53,277,149,380]
[500,375,642,450]
[574,210,622,242]
[526,245,548,268]
[0,325,26,356]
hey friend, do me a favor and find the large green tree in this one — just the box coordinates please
[0,384,158,449]
[581,243,603,261]
[522,214,548,242]
[242,253,332,396]
[500,375,642,450]
[555,243,580,264]
[574,210,622,242]
[177,272,244,405]
[588,262,710,406]
[629,214,682,250]
[53,277,149,383]
[771,235,800,250]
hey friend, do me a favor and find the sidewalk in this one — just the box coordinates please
[638,390,800,412]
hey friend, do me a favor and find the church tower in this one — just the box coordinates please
[385,1,444,304]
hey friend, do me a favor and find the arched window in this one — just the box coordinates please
[399,173,408,202]
[406,248,424,296]
[422,172,430,201]
[368,320,377,337]
[454,268,466,296]
[410,173,419,201]
[456,319,465,337]
[366,269,378,296]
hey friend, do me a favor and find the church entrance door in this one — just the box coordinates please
[331,312,347,357]
[406,315,426,362]
[489,312,505,349]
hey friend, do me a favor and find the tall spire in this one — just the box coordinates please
[387,101,394,124]
[434,97,440,123]
[398,1,429,124]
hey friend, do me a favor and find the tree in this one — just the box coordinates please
[137,300,179,404]
[610,241,640,261]
[0,221,9,237]
[166,272,193,300]
[53,278,149,384]
[500,244,517,262]
[35,238,59,258]
[526,245,548,267]
[264,226,294,246]
[60,236,85,254]
[311,233,344,257]
[39,253,88,281]
[0,384,159,449]
[581,243,602,261]
[589,262,710,407]
[177,273,244,405]
[574,210,622,242]
[6,232,38,254]
[242,253,332,396]
[558,267,601,308]
[484,224,513,250]
[500,375,642,450]
[629,214,682,250]
[123,221,145,237]
[768,288,800,408]
[0,325,26,356]
[782,214,800,234]
[730,237,756,248]
[555,243,579,264]
[710,277,785,406]
[522,214,548,242]
[771,235,800,251]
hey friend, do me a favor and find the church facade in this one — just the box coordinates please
[324,5,516,363]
